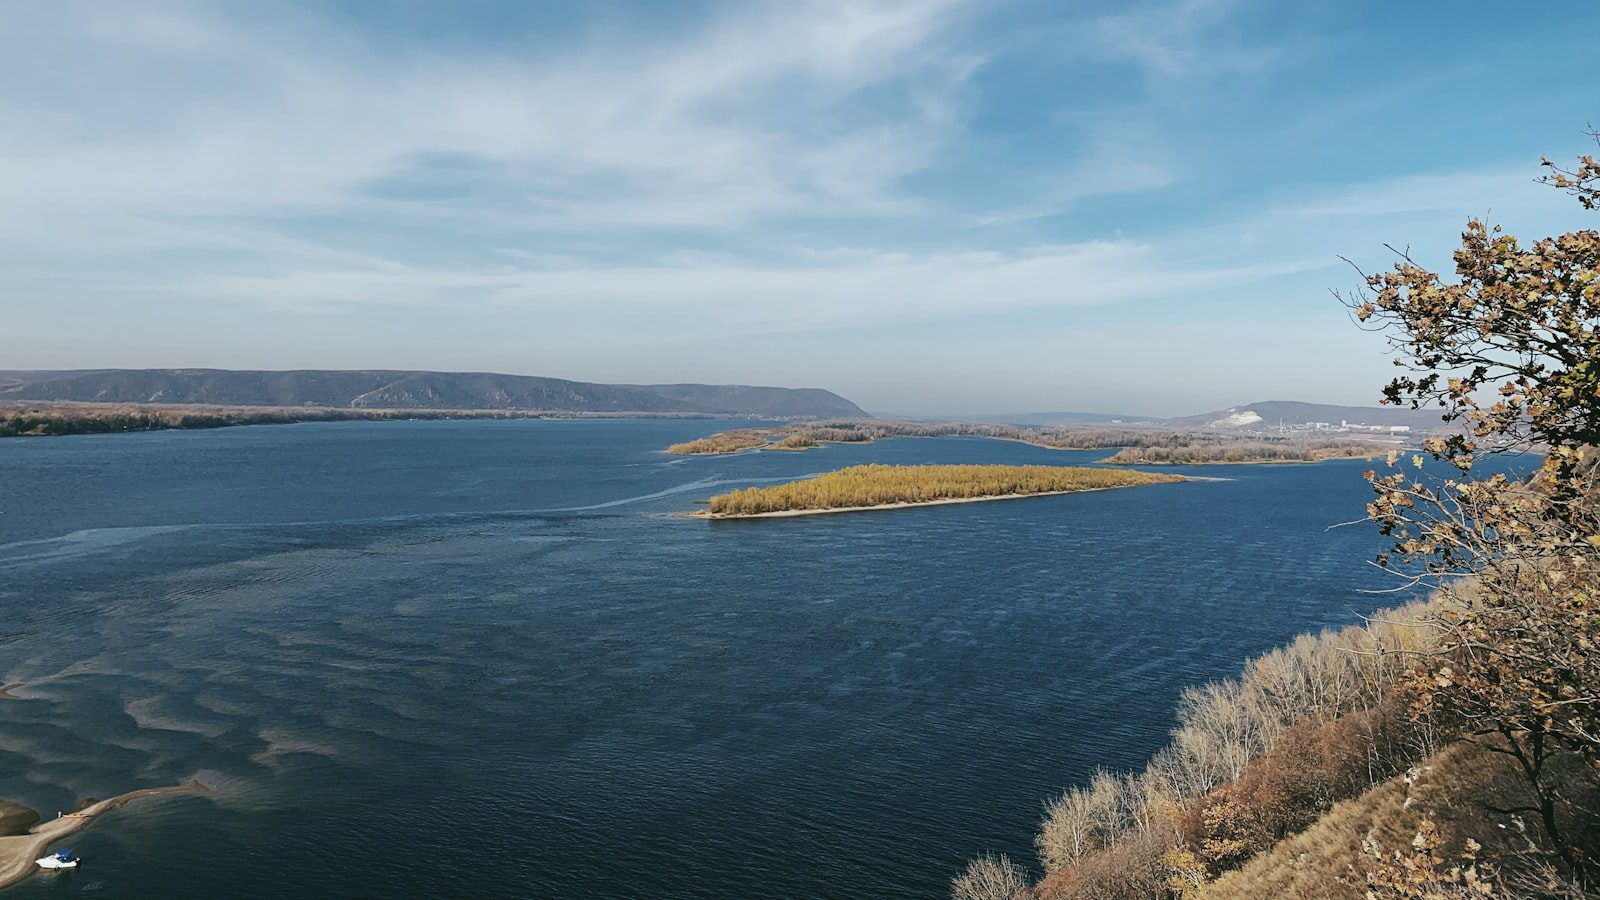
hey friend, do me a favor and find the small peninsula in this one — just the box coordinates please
[692,464,1186,518]
[0,782,204,890]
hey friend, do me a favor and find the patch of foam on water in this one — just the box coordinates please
[0,525,197,569]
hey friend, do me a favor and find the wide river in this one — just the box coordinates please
[0,419,1414,897]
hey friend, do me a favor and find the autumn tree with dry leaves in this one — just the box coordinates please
[1346,128,1600,881]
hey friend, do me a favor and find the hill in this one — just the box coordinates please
[621,382,866,417]
[890,411,1162,427]
[1164,400,1449,431]
[0,369,867,418]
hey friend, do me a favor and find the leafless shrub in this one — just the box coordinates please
[952,853,1032,900]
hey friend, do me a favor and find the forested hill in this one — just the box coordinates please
[0,369,868,418]
[621,383,866,418]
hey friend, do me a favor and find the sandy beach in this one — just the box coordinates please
[0,783,204,891]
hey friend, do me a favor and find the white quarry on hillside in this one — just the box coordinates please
[1207,409,1264,429]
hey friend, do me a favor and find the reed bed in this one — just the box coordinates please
[703,463,1182,516]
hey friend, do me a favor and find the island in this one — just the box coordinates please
[689,463,1186,518]
[663,430,772,455]
[663,430,823,455]
[662,419,1403,461]
[663,420,1144,454]
[770,433,819,450]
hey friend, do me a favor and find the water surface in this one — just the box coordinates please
[0,420,1428,897]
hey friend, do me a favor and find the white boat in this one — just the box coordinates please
[36,849,78,870]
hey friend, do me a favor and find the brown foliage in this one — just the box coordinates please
[1360,819,1501,899]
[966,134,1600,900]
[704,464,1181,516]
[771,432,819,449]
[664,430,770,455]
[1101,440,1389,466]
[1179,704,1418,879]
[1348,135,1600,881]
[1036,827,1172,900]
[1022,610,1440,900]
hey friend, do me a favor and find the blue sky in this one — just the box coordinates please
[1,0,1595,416]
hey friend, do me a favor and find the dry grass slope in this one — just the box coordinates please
[1201,743,1526,899]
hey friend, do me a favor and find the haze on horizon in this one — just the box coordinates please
[1,1,1596,418]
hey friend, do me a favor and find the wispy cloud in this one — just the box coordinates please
[167,241,1328,328]
[3,0,1591,414]
[0,0,977,231]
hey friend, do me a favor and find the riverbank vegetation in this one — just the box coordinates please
[1099,440,1388,465]
[702,464,1183,517]
[0,402,712,437]
[771,433,819,450]
[666,420,1399,462]
[952,135,1600,898]
[666,420,1220,453]
[663,430,771,455]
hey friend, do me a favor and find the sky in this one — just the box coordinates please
[1,1,1596,417]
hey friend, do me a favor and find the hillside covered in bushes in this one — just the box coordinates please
[953,135,1600,899]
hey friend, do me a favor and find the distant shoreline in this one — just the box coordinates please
[1108,454,1385,466]
[663,422,1405,463]
[1097,448,1389,466]
[0,402,734,439]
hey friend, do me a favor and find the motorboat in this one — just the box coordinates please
[36,849,78,870]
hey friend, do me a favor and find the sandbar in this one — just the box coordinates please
[0,782,205,891]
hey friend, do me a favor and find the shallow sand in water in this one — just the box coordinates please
[0,783,204,891]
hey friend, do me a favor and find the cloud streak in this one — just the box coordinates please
[0,0,976,229]
[2,0,1592,414]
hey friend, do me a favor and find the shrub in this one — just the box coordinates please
[952,854,1032,900]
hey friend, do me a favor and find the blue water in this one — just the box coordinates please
[0,420,1433,897]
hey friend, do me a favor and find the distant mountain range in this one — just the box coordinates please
[0,369,868,419]
[1164,400,1450,431]
[0,371,1452,432]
